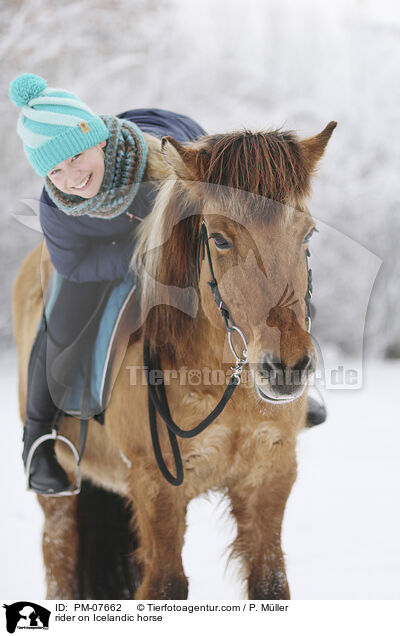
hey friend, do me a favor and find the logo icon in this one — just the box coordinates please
[2,602,50,633]
[78,121,90,133]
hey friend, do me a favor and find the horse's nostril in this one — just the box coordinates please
[260,353,312,378]
[260,353,281,376]
[261,357,272,374]
[293,354,312,372]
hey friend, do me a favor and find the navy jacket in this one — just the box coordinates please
[40,109,206,283]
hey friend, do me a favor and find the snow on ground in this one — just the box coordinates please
[1,347,399,600]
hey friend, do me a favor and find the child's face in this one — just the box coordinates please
[47,141,106,198]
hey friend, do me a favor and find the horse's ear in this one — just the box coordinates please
[161,136,199,179]
[300,121,337,173]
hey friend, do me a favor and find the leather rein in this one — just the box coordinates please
[143,219,313,486]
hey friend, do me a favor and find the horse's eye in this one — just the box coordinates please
[210,233,232,250]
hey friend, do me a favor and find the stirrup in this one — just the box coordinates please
[25,429,81,496]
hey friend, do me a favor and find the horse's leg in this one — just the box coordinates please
[228,453,297,600]
[128,480,188,600]
[37,494,79,599]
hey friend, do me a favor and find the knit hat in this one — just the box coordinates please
[9,73,109,177]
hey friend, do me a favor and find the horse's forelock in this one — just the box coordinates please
[193,130,310,204]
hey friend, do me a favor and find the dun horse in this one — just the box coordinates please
[13,121,336,599]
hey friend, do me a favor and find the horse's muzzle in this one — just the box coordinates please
[255,350,316,403]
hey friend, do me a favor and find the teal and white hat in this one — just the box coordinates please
[9,73,109,177]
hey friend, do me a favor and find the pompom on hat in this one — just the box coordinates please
[9,73,109,176]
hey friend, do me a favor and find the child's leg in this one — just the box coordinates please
[23,278,110,495]
[23,319,71,494]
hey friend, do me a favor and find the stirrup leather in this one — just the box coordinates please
[25,428,81,496]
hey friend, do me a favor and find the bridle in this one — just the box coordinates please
[144,218,313,486]
[304,244,313,333]
[196,220,249,381]
[198,220,313,337]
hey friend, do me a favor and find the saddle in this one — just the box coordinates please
[44,271,141,424]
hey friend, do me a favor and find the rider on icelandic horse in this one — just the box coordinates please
[9,73,326,496]
[9,73,206,495]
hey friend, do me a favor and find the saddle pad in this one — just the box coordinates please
[44,271,137,419]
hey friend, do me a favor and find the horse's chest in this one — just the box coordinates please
[157,387,295,495]
[177,391,287,481]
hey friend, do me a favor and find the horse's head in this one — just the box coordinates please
[195,198,318,403]
[136,121,336,404]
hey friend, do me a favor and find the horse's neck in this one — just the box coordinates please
[142,134,171,181]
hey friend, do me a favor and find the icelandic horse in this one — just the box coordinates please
[13,121,336,599]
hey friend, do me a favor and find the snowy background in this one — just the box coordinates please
[1,0,399,600]
[2,350,400,600]
[1,0,400,355]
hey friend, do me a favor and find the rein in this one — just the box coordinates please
[144,220,248,486]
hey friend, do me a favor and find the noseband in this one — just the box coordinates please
[144,218,313,485]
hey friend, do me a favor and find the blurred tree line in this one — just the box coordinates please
[1,0,399,357]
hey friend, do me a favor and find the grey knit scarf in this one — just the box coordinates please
[44,115,148,219]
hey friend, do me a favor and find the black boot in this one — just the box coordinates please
[23,422,72,495]
[306,387,327,427]
[23,321,72,495]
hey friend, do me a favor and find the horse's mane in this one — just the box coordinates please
[132,128,312,359]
